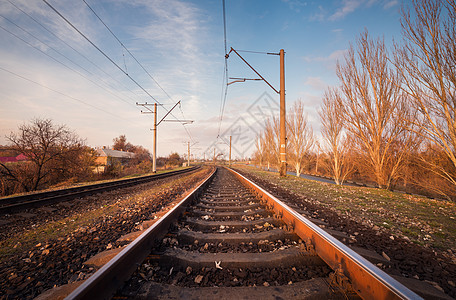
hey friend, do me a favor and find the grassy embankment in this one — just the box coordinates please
[236,165,456,252]
[0,166,209,261]
[0,166,192,199]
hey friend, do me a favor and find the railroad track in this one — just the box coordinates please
[0,166,200,214]
[66,167,421,299]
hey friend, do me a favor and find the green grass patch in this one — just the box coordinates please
[400,226,420,238]
[380,222,392,229]
[236,165,456,252]
[0,166,206,262]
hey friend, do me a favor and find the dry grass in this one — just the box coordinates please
[236,165,456,252]
[0,166,193,199]
[0,167,212,261]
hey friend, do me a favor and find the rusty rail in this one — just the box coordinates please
[0,166,200,214]
[227,167,421,300]
[65,167,216,300]
[65,167,421,299]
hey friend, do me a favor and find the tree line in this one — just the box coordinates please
[0,119,184,196]
[253,0,456,200]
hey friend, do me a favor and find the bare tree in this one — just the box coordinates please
[263,117,280,170]
[287,100,314,177]
[0,118,87,192]
[253,134,266,168]
[337,30,415,189]
[394,0,456,187]
[314,141,321,175]
[113,134,135,152]
[408,144,456,200]
[319,88,354,185]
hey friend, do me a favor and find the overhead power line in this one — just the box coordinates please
[81,0,194,142]
[5,0,143,104]
[217,0,230,138]
[0,66,136,123]
[81,0,173,103]
[0,17,137,109]
[41,0,160,105]
[235,50,279,55]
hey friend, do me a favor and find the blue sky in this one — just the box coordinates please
[0,0,406,159]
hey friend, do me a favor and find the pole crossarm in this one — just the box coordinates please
[136,102,154,113]
[224,47,287,176]
[136,102,158,173]
[162,120,193,124]
[137,101,192,126]
[157,100,180,126]
[227,77,262,86]
[227,47,279,94]
[136,100,193,174]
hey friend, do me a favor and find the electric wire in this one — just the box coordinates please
[81,0,171,100]
[217,0,230,138]
[5,0,144,104]
[235,49,278,55]
[0,66,137,124]
[0,17,139,110]
[41,0,160,105]
[81,0,194,142]
[6,0,193,148]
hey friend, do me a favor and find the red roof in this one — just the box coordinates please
[0,157,17,163]
[0,154,28,163]
[16,154,27,161]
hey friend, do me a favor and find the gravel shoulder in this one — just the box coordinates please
[234,165,456,298]
[0,167,213,299]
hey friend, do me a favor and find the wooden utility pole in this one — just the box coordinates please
[137,100,191,174]
[227,47,287,176]
[279,49,287,177]
[153,103,157,172]
[213,148,216,165]
[187,142,190,167]
[229,135,232,167]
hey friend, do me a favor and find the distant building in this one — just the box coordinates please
[0,154,28,164]
[94,147,135,173]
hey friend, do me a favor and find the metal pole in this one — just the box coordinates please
[279,49,287,177]
[153,103,157,173]
[229,135,232,167]
[187,142,190,167]
[213,148,216,165]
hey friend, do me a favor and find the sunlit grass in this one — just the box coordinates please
[0,167,208,262]
[0,166,192,200]
[236,165,456,252]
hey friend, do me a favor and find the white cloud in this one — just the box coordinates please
[282,0,308,13]
[309,5,326,22]
[303,49,347,65]
[324,0,397,22]
[0,0,222,155]
[122,0,220,120]
[304,77,328,91]
[329,0,364,21]
[383,0,399,9]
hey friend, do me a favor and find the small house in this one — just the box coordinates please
[94,147,135,173]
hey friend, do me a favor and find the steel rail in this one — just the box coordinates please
[65,167,217,300]
[0,166,200,214]
[227,167,422,300]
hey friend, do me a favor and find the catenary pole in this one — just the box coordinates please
[229,135,232,167]
[279,49,287,177]
[137,100,191,174]
[187,142,190,167]
[226,48,287,176]
[153,103,157,172]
